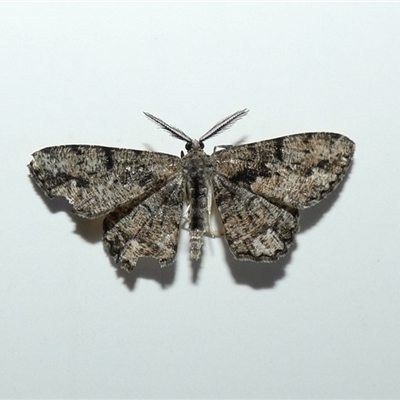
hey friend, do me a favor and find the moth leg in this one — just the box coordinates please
[205,182,224,238]
[213,145,233,154]
[184,203,191,220]
[180,204,190,231]
[180,185,191,230]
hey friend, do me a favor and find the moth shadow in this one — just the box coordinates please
[222,239,295,289]
[31,182,103,243]
[30,178,176,289]
[108,256,176,290]
[190,258,202,284]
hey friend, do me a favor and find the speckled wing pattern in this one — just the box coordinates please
[29,145,184,270]
[213,174,299,261]
[29,110,355,270]
[211,132,354,261]
[103,175,184,269]
[29,145,182,218]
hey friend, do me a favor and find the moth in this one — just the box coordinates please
[28,110,355,270]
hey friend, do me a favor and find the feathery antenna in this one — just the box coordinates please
[143,112,192,143]
[199,109,249,142]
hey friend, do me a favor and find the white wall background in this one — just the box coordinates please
[1,3,399,398]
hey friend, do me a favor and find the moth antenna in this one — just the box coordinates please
[143,112,192,143]
[199,109,249,142]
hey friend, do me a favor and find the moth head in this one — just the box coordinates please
[185,140,205,152]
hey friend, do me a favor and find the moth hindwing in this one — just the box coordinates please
[29,110,355,270]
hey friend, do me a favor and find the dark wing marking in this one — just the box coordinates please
[211,132,355,209]
[213,174,299,262]
[103,175,184,270]
[28,145,182,218]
